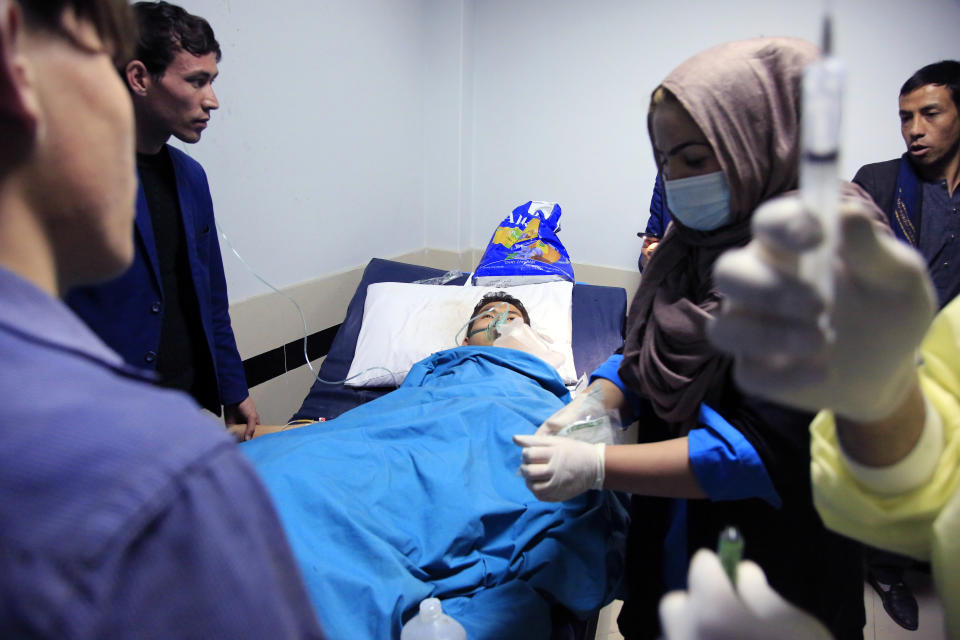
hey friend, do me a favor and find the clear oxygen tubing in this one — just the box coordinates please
[215,222,399,388]
[799,8,844,331]
[453,301,510,347]
[412,270,463,286]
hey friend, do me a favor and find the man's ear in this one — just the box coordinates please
[125,59,150,96]
[0,1,37,170]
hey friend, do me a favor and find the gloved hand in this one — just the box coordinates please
[512,434,605,501]
[710,194,936,422]
[660,549,833,640]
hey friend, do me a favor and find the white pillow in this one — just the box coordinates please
[345,281,576,387]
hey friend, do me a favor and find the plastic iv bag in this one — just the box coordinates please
[555,383,624,445]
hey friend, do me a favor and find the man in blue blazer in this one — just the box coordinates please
[850,59,960,632]
[853,60,960,309]
[67,1,259,439]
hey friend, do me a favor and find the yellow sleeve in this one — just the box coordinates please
[810,298,960,637]
[810,297,960,561]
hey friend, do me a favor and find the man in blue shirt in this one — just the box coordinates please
[854,60,960,309]
[67,1,260,440]
[851,60,960,632]
[0,1,323,637]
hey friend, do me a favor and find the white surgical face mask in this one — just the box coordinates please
[663,171,732,231]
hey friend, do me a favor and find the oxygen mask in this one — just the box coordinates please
[481,309,510,342]
[492,317,566,369]
[456,302,511,346]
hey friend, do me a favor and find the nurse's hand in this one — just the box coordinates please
[660,549,832,640]
[710,194,935,423]
[513,434,605,501]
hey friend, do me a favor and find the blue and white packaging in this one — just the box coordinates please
[472,201,574,286]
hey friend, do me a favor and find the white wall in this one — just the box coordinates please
[173,0,429,300]
[166,1,960,299]
[468,0,960,272]
[421,0,476,257]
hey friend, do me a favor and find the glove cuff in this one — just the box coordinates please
[593,443,606,490]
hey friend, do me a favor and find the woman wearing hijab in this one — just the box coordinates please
[514,37,875,639]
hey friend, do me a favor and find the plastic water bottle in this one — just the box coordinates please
[400,598,467,640]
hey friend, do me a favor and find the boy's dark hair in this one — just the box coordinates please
[900,60,960,112]
[131,1,220,76]
[466,292,531,337]
[20,0,136,66]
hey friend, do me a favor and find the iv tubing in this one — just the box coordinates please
[216,223,398,388]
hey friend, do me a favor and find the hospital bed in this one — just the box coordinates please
[292,258,628,422]
[244,258,630,640]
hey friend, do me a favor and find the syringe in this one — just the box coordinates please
[799,11,844,316]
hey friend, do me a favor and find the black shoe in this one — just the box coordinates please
[869,574,919,631]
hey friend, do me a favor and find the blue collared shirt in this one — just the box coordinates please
[0,267,323,639]
[919,179,960,308]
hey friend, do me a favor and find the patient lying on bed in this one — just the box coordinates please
[242,293,629,640]
[462,292,568,374]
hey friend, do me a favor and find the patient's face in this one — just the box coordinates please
[464,302,525,346]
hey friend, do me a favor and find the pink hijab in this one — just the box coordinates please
[618,37,820,430]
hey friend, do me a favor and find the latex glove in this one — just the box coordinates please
[710,195,936,422]
[224,396,260,442]
[660,549,832,640]
[513,434,604,501]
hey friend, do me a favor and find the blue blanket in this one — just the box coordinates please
[243,347,629,639]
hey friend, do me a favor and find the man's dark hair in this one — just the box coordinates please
[900,60,960,112]
[466,292,531,337]
[131,1,220,76]
[20,0,136,66]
